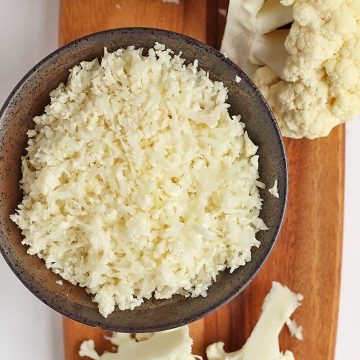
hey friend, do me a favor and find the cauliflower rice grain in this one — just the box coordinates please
[11,44,266,317]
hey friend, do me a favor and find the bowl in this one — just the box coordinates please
[0,28,287,332]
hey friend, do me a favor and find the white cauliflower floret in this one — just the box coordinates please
[222,0,360,139]
[79,327,197,360]
[206,282,303,360]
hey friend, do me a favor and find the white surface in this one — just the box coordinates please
[0,1,63,360]
[336,118,360,359]
[0,1,358,358]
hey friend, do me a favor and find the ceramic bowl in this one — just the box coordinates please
[0,28,287,332]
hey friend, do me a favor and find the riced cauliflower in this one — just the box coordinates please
[11,44,266,317]
[268,179,279,198]
[222,0,360,139]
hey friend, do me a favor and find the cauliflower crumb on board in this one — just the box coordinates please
[222,0,360,139]
[235,75,241,83]
[11,43,266,318]
[78,282,303,360]
[269,180,279,198]
[56,280,63,286]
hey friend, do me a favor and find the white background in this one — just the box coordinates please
[0,0,358,358]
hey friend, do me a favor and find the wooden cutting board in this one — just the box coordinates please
[60,1,344,359]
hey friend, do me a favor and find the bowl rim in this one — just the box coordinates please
[0,27,288,332]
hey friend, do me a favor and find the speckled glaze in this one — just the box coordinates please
[0,28,287,332]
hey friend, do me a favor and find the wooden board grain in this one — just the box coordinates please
[60,1,344,359]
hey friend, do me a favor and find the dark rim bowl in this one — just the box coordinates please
[0,28,287,332]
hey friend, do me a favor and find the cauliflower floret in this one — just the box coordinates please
[206,282,303,360]
[222,0,360,139]
[79,327,197,360]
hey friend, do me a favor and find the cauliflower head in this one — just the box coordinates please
[222,0,360,139]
